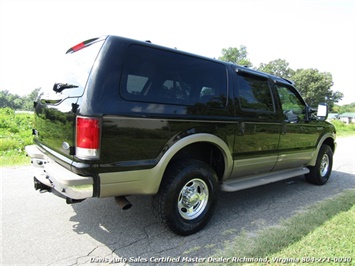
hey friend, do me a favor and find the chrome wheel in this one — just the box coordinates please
[152,159,218,235]
[320,153,330,177]
[178,178,209,220]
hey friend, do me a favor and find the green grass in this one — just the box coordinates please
[0,108,33,167]
[1,150,29,166]
[332,119,355,136]
[208,189,355,265]
[269,206,354,265]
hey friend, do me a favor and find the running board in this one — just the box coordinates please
[221,167,310,192]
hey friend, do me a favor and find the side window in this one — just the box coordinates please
[120,45,227,108]
[276,84,306,122]
[126,75,149,95]
[237,73,274,112]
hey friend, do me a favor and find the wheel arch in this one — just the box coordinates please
[309,133,336,166]
[159,133,233,183]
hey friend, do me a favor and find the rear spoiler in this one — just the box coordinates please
[65,36,107,54]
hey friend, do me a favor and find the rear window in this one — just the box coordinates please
[41,39,104,98]
[237,72,275,113]
[120,45,228,108]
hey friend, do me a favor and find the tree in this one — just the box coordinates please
[0,88,41,111]
[0,90,22,109]
[218,46,253,67]
[333,102,355,113]
[257,59,295,78]
[22,88,41,111]
[291,68,343,109]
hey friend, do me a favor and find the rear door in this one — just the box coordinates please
[33,38,104,165]
[231,70,282,178]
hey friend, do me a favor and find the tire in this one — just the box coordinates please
[305,144,333,185]
[152,159,218,236]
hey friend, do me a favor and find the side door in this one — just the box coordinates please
[231,70,282,178]
[273,82,320,171]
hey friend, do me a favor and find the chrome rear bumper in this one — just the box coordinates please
[25,145,93,200]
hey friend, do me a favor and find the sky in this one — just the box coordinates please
[0,0,354,104]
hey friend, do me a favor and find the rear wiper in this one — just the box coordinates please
[53,82,78,93]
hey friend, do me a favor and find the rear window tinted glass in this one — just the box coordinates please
[120,45,227,108]
[237,72,274,112]
[40,40,104,98]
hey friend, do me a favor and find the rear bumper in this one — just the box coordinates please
[25,145,93,200]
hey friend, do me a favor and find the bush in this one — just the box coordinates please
[0,108,34,166]
[331,120,355,136]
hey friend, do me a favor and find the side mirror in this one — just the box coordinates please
[317,102,328,121]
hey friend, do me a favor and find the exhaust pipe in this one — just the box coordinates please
[66,198,84,204]
[115,196,132,210]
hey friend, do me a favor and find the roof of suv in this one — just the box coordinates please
[106,35,295,86]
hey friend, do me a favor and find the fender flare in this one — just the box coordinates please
[157,133,234,180]
[308,132,336,166]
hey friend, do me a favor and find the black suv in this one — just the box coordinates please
[26,35,336,235]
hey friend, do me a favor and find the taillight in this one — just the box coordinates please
[76,116,101,160]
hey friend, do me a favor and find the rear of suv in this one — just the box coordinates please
[26,35,336,235]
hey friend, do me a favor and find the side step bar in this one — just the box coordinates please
[221,167,310,192]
